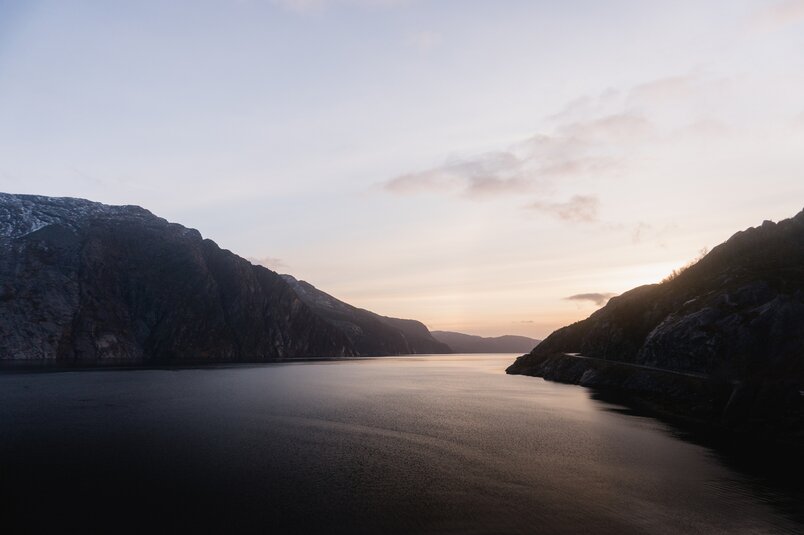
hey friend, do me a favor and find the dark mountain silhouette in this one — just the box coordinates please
[281,275,450,355]
[431,331,540,353]
[0,193,445,363]
[508,209,804,438]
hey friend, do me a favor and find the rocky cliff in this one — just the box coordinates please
[0,193,440,363]
[281,275,451,355]
[508,209,804,437]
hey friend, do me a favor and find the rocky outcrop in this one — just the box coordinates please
[431,331,540,353]
[0,193,440,363]
[281,275,451,355]
[508,209,804,437]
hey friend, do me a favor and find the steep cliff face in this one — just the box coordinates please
[508,209,804,433]
[0,193,356,362]
[281,275,451,355]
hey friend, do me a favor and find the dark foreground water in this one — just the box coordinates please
[1,355,801,534]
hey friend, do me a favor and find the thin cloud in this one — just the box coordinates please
[556,113,654,143]
[752,0,804,32]
[675,118,730,138]
[384,169,462,195]
[537,156,621,178]
[384,151,534,198]
[547,96,594,123]
[546,88,621,123]
[565,293,617,306]
[382,113,640,199]
[405,30,442,52]
[628,75,699,105]
[527,195,599,223]
[381,74,722,207]
[627,74,734,120]
[465,176,531,197]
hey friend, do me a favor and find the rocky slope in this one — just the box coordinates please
[508,209,804,437]
[281,275,451,355]
[431,331,540,353]
[0,193,442,363]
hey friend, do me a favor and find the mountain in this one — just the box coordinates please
[431,331,540,353]
[0,193,442,363]
[281,275,451,355]
[508,209,804,437]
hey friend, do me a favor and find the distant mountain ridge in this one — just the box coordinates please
[0,193,446,363]
[431,331,540,353]
[508,209,804,437]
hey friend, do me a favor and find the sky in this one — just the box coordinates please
[1,0,803,338]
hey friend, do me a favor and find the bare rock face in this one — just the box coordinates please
[508,209,804,434]
[281,275,451,355]
[0,193,357,362]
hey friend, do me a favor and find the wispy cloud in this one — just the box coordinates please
[554,72,733,127]
[628,75,699,106]
[527,195,599,223]
[565,292,617,306]
[675,118,730,138]
[555,113,653,142]
[752,0,804,32]
[384,151,533,198]
[382,71,729,234]
[546,88,621,123]
[382,112,642,199]
[405,30,442,51]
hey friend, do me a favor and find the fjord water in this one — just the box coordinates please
[1,355,799,534]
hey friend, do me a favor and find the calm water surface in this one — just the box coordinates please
[1,355,800,534]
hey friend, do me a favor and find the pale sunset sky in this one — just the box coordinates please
[1,0,803,338]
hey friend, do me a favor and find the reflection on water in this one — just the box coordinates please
[1,355,800,534]
[589,388,804,527]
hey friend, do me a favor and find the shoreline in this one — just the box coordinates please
[0,352,521,373]
[507,352,804,449]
